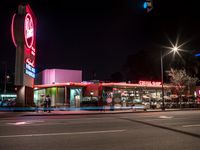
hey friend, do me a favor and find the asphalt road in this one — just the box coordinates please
[0,110,200,150]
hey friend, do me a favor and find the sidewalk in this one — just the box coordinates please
[0,109,145,118]
[24,109,144,116]
[0,108,199,118]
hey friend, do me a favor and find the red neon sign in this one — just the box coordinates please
[11,4,36,80]
[24,13,34,48]
[26,58,35,68]
[11,13,17,47]
[31,46,35,56]
[139,81,161,86]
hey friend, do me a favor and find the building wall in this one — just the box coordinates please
[55,69,82,83]
[35,69,82,85]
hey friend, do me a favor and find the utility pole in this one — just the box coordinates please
[4,62,7,94]
[160,50,165,111]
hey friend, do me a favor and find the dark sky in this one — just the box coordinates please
[1,0,200,81]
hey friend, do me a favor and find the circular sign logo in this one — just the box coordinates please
[106,98,112,104]
[24,13,34,48]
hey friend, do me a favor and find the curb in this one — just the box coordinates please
[21,108,200,117]
[0,109,199,118]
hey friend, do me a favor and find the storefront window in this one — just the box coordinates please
[34,89,45,105]
[46,87,56,106]
[56,87,65,107]
[102,87,169,109]
[70,88,82,108]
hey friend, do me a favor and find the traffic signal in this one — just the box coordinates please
[143,0,153,12]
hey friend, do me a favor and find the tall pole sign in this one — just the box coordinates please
[11,4,37,106]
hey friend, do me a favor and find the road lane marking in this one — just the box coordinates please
[159,116,173,119]
[9,121,28,125]
[182,124,200,128]
[0,129,126,138]
[7,120,45,125]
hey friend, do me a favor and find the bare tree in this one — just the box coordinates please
[168,68,198,108]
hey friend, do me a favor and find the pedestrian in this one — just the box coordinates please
[43,96,48,112]
[47,95,51,113]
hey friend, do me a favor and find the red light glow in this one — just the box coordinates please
[24,13,34,48]
[34,82,174,90]
[26,58,35,67]
[139,81,161,86]
[34,82,89,89]
[31,47,35,56]
[11,13,17,47]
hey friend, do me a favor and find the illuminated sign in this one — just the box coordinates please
[11,4,37,107]
[139,81,161,86]
[25,63,35,78]
[0,94,17,98]
[143,2,148,9]
[25,64,35,73]
[195,53,200,57]
[11,4,36,81]
[25,69,35,78]
[11,13,17,47]
[24,13,35,78]
[24,13,34,48]
[143,0,153,13]
[24,13,36,78]
[106,98,112,103]
[26,58,35,68]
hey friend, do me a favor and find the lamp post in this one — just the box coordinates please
[160,50,165,110]
[161,46,179,111]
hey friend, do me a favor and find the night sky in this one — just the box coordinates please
[1,0,200,81]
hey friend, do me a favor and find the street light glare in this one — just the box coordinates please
[173,46,178,52]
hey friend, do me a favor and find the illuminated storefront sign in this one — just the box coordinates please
[25,69,35,78]
[25,63,35,78]
[26,57,35,68]
[0,94,17,98]
[11,4,37,107]
[139,81,161,86]
[11,14,17,47]
[24,13,36,78]
[25,64,35,73]
[24,13,34,49]
[11,5,36,81]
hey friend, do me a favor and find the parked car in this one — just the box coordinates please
[0,98,16,107]
[132,99,148,111]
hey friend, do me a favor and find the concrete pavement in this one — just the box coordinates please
[1,110,200,150]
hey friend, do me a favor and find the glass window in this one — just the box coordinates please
[56,87,65,106]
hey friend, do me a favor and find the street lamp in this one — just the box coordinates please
[173,46,178,52]
[161,45,180,111]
